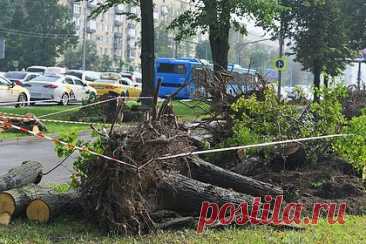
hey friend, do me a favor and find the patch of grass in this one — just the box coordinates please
[49,183,71,193]
[0,106,91,141]
[172,100,209,121]
[0,216,365,243]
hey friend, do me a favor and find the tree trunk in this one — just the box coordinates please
[26,188,79,223]
[207,0,230,74]
[140,0,155,108]
[313,65,322,102]
[158,173,253,215]
[0,161,43,192]
[324,74,329,88]
[209,25,230,74]
[0,184,44,217]
[186,157,283,196]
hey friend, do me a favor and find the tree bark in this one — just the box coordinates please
[209,26,230,74]
[313,65,322,102]
[186,157,283,196]
[0,184,44,217]
[158,173,253,215]
[0,161,43,192]
[207,1,230,74]
[140,0,155,108]
[26,188,79,223]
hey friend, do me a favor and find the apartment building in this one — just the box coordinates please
[60,0,194,71]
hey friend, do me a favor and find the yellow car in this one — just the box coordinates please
[90,73,141,98]
[0,75,30,107]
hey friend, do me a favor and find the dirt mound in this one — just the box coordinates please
[249,157,366,215]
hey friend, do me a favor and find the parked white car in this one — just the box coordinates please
[65,70,101,84]
[64,75,98,102]
[26,66,48,74]
[4,71,40,86]
[0,75,30,107]
[26,74,97,105]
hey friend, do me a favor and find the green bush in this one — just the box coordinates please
[228,86,348,162]
[334,115,366,174]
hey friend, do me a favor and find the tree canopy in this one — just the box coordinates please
[169,0,280,73]
[0,0,77,70]
[280,0,366,96]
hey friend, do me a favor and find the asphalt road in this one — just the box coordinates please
[0,135,89,184]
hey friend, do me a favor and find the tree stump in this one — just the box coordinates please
[26,189,79,223]
[0,184,43,218]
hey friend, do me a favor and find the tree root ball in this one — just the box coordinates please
[80,117,194,235]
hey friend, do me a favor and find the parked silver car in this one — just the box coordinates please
[4,71,40,86]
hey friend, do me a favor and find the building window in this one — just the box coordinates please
[73,3,81,15]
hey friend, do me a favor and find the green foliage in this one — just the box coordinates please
[49,183,71,193]
[334,115,366,173]
[281,0,358,85]
[55,130,105,188]
[155,24,175,58]
[195,40,212,61]
[61,40,99,70]
[290,85,307,104]
[169,0,281,72]
[228,86,348,161]
[228,88,299,157]
[0,0,77,70]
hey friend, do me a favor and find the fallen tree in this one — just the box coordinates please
[0,161,43,192]
[26,188,79,223]
[0,184,43,218]
[185,156,283,196]
[158,172,253,214]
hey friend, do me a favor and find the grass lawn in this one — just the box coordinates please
[0,105,90,141]
[0,101,207,141]
[0,215,365,243]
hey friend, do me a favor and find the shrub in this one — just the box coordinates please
[228,85,348,162]
[333,115,366,175]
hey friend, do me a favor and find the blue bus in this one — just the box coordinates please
[155,58,201,99]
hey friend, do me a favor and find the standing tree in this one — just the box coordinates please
[61,40,100,70]
[0,0,76,70]
[155,24,175,58]
[169,0,280,74]
[281,0,355,100]
[92,0,155,107]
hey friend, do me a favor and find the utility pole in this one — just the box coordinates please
[82,0,87,71]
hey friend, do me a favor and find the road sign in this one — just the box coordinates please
[272,56,288,72]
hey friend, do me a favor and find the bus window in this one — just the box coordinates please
[158,64,186,74]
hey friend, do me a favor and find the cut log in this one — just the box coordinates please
[158,173,253,215]
[0,212,11,225]
[0,184,44,217]
[186,157,283,197]
[0,161,43,192]
[26,189,79,223]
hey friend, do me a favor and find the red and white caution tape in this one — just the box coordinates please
[0,119,137,170]
[38,96,153,119]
